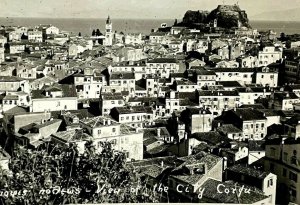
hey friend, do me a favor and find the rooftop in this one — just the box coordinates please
[80,116,119,128]
[227,164,270,179]
[52,129,92,142]
[147,58,178,64]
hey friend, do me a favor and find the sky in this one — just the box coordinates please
[1,0,300,20]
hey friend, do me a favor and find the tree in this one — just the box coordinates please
[92,29,96,36]
[78,32,82,37]
[96,29,101,36]
[20,33,28,40]
[0,141,158,204]
[174,19,178,26]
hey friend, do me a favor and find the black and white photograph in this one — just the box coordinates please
[0,0,299,204]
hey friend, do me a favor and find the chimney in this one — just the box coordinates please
[157,128,161,137]
[203,163,207,174]
[223,157,228,171]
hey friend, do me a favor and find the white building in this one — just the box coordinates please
[30,84,78,112]
[80,116,143,160]
[28,30,43,42]
[255,67,278,87]
[258,46,282,66]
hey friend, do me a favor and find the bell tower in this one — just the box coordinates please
[105,16,113,46]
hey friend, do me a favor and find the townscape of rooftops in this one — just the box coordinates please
[1,3,300,205]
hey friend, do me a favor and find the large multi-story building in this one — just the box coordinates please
[146,58,180,78]
[265,137,300,204]
[215,108,268,140]
[80,116,143,160]
[258,46,282,66]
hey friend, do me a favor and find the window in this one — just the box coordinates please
[270,148,275,157]
[267,178,273,187]
[283,168,287,177]
[261,75,264,79]
[98,130,101,135]
[290,187,297,198]
[291,150,298,165]
[112,128,116,132]
[283,152,288,161]
[289,171,298,182]
[291,156,297,165]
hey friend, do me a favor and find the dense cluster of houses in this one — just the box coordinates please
[0,12,300,204]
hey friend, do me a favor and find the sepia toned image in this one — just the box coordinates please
[0,0,300,204]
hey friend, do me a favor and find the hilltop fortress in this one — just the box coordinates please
[178,4,251,29]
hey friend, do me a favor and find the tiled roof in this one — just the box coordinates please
[110,72,135,80]
[31,84,77,99]
[257,109,279,117]
[171,154,222,185]
[147,144,170,154]
[274,92,299,100]
[114,106,148,114]
[217,81,242,87]
[198,90,239,96]
[285,113,300,127]
[147,58,178,64]
[217,124,242,134]
[170,73,185,78]
[130,156,183,168]
[226,164,270,179]
[213,68,255,72]
[239,104,265,109]
[194,69,216,75]
[101,93,124,100]
[149,32,167,36]
[52,129,92,142]
[248,140,265,151]
[0,76,25,82]
[80,116,118,128]
[191,131,231,145]
[233,108,267,121]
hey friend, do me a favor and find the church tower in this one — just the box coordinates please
[105,16,113,46]
[213,19,218,28]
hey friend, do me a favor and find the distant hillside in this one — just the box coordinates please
[252,8,300,21]
[177,4,251,29]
